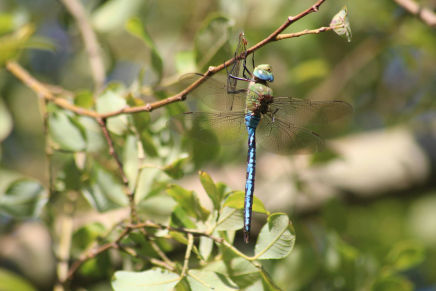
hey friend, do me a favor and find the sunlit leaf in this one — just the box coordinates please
[92,0,143,33]
[0,179,47,218]
[96,90,128,135]
[199,236,213,261]
[76,116,106,152]
[194,15,233,71]
[162,155,189,179]
[167,185,209,221]
[386,241,425,271]
[0,98,13,142]
[215,206,243,231]
[112,268,180,291]
[199,171,222,210]
[187,269,238,290]
[223,191,268,215]
[0,268,37,291]
[330,6,352,42]
[49,111,86,151]
[254,213,295,260]
[125,17,163,82]
[123,134,139,191]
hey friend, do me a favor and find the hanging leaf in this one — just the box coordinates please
[0,98,12,142]
[330,6,352,42]
[82,166,129,212]
[254,213,296,260]
[112,268,180,291]
[199,171,222,210]
[122,134,139,191]
[96,90,128,135]
[49,111,87,152]
[166,185,209,221]
[125,17,163,82]
[162,155,189,179]
[199,236,214,261]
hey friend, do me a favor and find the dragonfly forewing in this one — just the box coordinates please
[170,111,247,145]
[176,73,247,111]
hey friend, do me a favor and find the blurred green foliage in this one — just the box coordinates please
[0,0,435,290]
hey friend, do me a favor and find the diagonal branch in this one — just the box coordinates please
[7,0,328,119]
[393,0,436,27]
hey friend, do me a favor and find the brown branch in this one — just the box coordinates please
[60,0,105,91]
[393,0,436,27]
[97,118,138,223]
[6,0,329,119]
[66,228,131,280]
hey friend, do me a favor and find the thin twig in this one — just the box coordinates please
[66,228,131,280]
[97,118,138,223]
[275,26,334,40]
[60,0,105,92]
[6,0,328,119]
[393,0,436,27]
[181,234,194,278]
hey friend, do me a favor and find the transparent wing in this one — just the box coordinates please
[270,97,353,127]
[170,111,247,144]
[257,115,325,155]
[227,32,249,92]
[176,73,247,111]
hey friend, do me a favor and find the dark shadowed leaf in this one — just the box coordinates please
[0,179,47,218]
[166,185,209,221]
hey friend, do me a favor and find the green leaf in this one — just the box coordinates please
[166,185,209,221]
[215,207,243,231]
[79,251,112,278]
[96,90,128,135]
[170,206,197,229]
[82,166,129,212]
[199,236,214,261]
[74,90,94,108]
[72,222,106,252]
[254,213,295,260]
[187,269,238,290]
[372,275,413,291]
[228,258,260,288]
[139,130,159,157]
[123,134,139,191]
[223,191,268,215]
[194,15,233,71]
[112,268,180,291]
[0,179,47,218]
[330,6,352,42]
[0,268,37,291]
[76,116,106,152]
[175,50,196,74]
[125,17,163,82]
[0,98,12,142]
[92,0,143,33]
[49,111,86,151]
[199,171,221,210]
[386,241,425,271]
[163,155,189,179]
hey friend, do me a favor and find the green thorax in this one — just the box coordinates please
[245,81,273,116]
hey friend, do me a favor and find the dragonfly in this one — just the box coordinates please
[172,52,352,244]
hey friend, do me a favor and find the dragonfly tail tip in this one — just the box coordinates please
[243,231,250,243]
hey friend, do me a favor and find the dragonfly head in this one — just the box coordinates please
[253,64,274,83]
